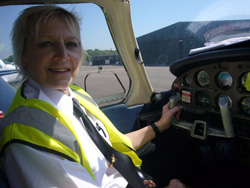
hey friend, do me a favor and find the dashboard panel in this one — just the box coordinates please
[172,60,250,117]
[170,46,250,139]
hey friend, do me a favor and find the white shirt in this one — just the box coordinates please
[0,78,128,188]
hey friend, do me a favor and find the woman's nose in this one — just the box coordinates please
[54,44,69,62]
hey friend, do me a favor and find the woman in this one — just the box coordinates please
[0,5,183,188]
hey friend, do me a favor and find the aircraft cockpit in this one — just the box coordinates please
[1,0,250,188]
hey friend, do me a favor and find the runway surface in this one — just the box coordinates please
[10,65,176,100]
[74,65,176,99]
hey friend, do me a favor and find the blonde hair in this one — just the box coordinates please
[11,5,84,78]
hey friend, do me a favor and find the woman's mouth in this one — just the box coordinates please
[48,68,70,73]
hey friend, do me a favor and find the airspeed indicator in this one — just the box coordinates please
[197,71,210,87]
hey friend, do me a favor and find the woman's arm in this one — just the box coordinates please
[126,103,181,150]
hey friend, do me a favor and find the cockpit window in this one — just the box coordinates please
[0,3,129,106]
[131,0,250,91]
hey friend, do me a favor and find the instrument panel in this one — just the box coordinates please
[172,61,250,117]
[171,60,250,138]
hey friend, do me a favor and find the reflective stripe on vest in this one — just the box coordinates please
[71,85,97,107]
[0,105,81,163]
[0,84,96,180]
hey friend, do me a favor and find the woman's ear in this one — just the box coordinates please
[21,56,28,67]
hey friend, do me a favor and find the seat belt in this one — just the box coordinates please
[72,98,156,188]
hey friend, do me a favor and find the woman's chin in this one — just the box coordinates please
[46,82,71,93]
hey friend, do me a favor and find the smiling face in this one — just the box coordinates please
[22,17,82,95]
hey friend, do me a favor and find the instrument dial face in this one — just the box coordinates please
[197,71,210,87]
[241,72,250,92]
[196,90,211,107]
[184,75,192,86]
[241,97,250,115]
[217,71,233,89]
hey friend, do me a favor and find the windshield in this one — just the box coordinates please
[131,0,250,65]
[129,0,250,92]
[0,3,129,105]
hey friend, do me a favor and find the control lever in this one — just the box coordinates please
[169,93,181,109]
[170,92,194,132]
[219,96,235,138]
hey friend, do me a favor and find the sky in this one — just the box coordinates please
[0,0,250,59]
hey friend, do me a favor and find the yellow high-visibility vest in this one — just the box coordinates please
[0,84,142,181]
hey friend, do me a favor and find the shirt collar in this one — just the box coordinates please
[25,77,78,116]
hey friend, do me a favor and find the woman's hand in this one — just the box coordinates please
[165,179,186,188]
[126,102,181,150]
[154,102,181,133]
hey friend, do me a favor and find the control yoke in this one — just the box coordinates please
[169,93,235,140]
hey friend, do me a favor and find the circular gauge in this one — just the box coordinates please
[184,75,192,86]
[241,97,250,115]
[217,94,232,108]
[217,71,233,89]
[241,72,250,91]
[197,71,210,87]
[196,91,211,107]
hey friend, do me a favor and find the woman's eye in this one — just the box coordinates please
[39,42,52,47]
[67,42,78,48]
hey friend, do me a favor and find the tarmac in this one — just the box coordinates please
[11,65,176,98]
[74,65,176,99]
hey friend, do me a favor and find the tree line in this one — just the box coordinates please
[85,49,118,62]
[3,49,118,63]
